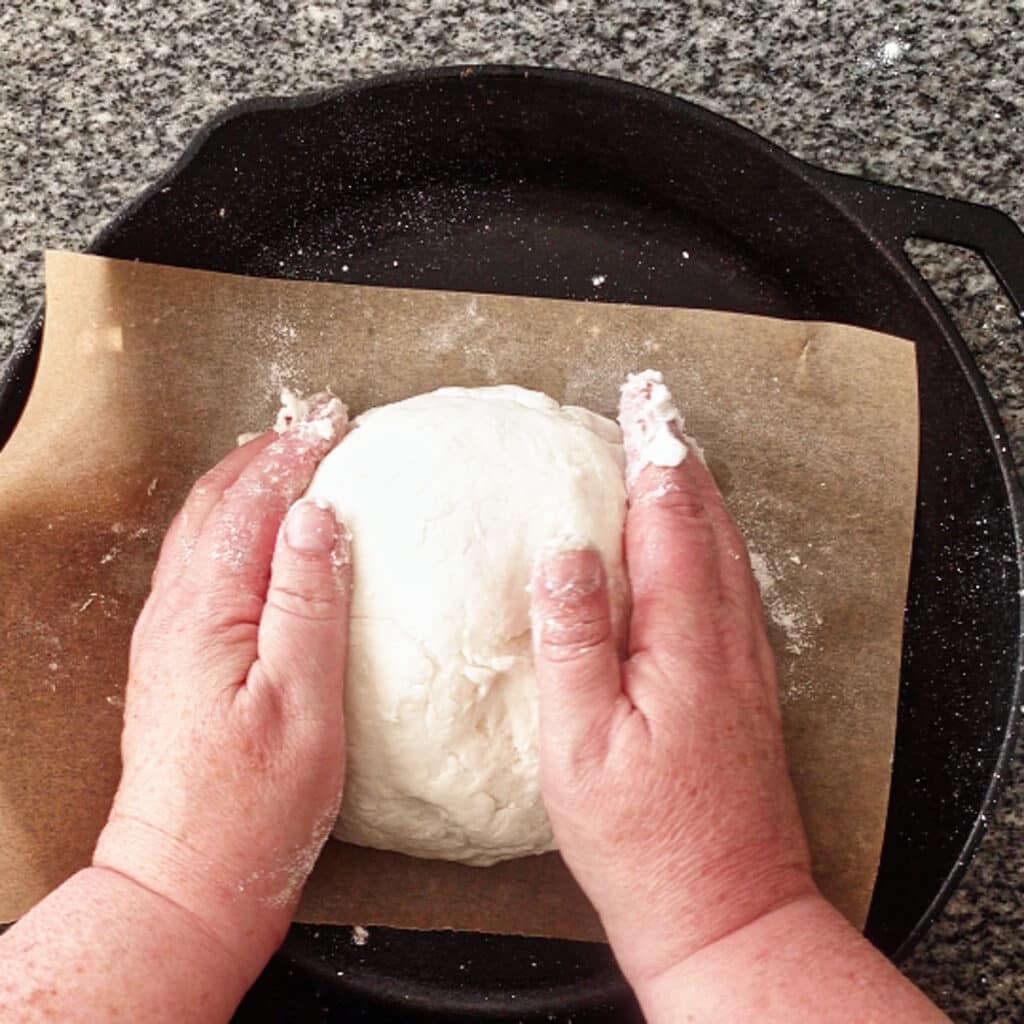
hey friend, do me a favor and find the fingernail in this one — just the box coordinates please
[539,547,604,602]
[284,500,337,553]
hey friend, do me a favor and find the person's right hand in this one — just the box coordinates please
[530,373,817,988]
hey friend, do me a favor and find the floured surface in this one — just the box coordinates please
[0,251,919,938]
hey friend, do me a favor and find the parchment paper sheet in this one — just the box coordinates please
[0,251,919,940]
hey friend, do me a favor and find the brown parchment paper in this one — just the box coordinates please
[0,251,919,940]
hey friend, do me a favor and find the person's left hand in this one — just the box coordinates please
[93,396,352,977]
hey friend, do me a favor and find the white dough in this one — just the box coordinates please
[304,385,628,865]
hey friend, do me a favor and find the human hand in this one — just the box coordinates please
[530,373,815,987]
[93,396,352,977]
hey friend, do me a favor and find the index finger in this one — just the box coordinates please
[189,393,349,622]
[620,372,723,668]
[151,431,277,595]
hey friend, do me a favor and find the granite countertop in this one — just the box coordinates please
[1,1,1021,1020]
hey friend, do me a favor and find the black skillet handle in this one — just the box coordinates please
[810,168,1024,317]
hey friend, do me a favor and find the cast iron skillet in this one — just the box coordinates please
[1,67,1022,1022]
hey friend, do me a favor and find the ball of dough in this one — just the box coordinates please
[305,385,628,865]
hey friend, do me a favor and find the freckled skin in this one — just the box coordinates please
[0,382,946,1024]
[523,373,949,1023]
[0,400,354,1023]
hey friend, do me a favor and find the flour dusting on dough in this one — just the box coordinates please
[304,384,628,866]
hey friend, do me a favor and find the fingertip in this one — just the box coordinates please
[533,544,606,608]
[194,399,349,596]
[283,499,338,554]
[281,499,354,592]
[618,369,689,492]
[257,503,352,703]
[530,544,613,663]
[275,391,349,450]
[530,544,622,752]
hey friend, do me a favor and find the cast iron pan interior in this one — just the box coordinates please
[1,68,1022,1022]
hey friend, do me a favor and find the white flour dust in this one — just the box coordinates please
[423,297,499,380]
[236,804,338,911]
[618,370,689,487]
[260,320,302,403]
[97,523,150,566]
[238,313,321,430]
[563,332,678,411]
[748,549,818,656]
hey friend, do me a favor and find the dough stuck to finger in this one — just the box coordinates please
[303,385,629,865]
[619,369,691,487]
[235,389,348,448]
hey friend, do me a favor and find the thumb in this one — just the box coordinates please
[255,500,352,709]
[530,545,623,750]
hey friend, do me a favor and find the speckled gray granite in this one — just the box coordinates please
[0,1,1020,1020]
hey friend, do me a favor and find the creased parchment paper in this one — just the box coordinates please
[0,251,919,941]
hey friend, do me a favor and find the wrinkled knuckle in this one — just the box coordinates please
[656,486,709,526]
[197,585,265,628]
[541,609,612,663]
[267,581,343,624]
[177,617,252,677]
